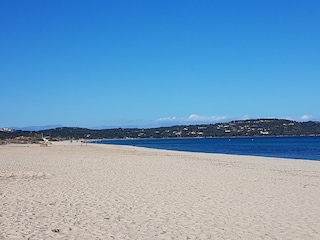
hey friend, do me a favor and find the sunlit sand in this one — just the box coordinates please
[1,142,320,239]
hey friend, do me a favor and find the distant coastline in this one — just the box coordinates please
[1,118,320,144]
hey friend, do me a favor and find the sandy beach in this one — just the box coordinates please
[1,142,320,239]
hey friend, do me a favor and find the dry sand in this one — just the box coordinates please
[1,141,320,240]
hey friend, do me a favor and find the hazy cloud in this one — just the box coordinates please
[187,114,228,122]
[242,114,250,120]
[157,117,177,122]
[300,115,312,121]
[156,114,228,126]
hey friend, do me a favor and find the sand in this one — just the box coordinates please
[1,142,320,240]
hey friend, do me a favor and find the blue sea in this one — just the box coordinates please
[94,136,320,161]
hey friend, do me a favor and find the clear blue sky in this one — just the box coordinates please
[1,0,319,128]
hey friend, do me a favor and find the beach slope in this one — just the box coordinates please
[1,142,320,239]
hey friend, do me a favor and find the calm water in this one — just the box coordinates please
[95,136,320,161]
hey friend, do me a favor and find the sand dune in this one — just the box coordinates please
[1,142,320,239]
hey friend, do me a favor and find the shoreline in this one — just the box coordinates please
[1,142,320,239]
[91,137,320,162]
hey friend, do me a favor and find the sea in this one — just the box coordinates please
[94,136,320,161]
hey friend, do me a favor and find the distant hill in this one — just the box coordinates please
[1,119,320,143]
[9,124,64,131]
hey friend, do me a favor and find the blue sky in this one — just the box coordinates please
[1,0,319,128]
